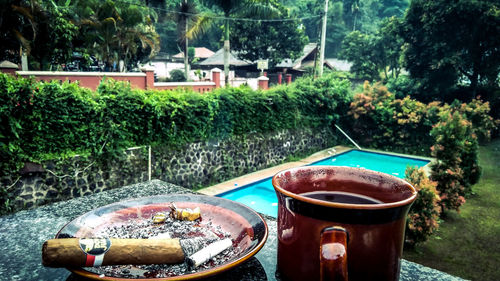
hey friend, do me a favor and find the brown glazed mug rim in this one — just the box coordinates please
[272,166,417,211]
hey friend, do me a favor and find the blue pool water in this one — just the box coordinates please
[217,150,430,217]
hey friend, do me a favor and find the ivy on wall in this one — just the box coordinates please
[0,73,353,178]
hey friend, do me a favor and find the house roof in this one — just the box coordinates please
[275,43,318,69]
[198,48,252,66]
[325,58,352,72]
[173,47,215,59]
[0,60,19,69]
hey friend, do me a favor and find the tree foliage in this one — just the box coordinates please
[28,1,78,70]
[72,0,160,71]
[0,0,43,63]
[285,0,409,57]
[0,0,160,70]
[378,0,408,18]
[340,16,405,81]
[401,0,500,100]
[340,31,379,80]
[190,0,278,83]
[229,3,308,67]
[153,0,222,55]
[171,1,198,80]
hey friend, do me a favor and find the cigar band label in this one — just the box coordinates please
[79,238,111,267]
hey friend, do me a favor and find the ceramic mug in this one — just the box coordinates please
[272,166,417,281]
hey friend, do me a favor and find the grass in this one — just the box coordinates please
[403,138,500,281]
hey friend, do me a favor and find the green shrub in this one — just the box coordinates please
[430,111,475,211]
[168,69,186,82]
[347,82,497,158]
[460,137,481,188]
[0,74,37,174]
[430,162,466,213]
[96,79,155,153]
[450,99,498,143]
[405,166,441,246]
[347,82,394,148]
[147,88,220,145]
[347,82,496,214]
[30,81,97,159]
[347,82,432,154]
[291,73,352,127]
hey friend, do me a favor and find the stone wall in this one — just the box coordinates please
[0,127,338,213]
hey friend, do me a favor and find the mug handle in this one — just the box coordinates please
[320,226,348,281]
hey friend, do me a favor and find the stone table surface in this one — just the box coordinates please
[0,180,467,281]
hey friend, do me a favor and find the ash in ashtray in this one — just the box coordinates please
[84,209,238,279]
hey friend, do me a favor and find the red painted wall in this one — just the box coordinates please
[1,67,222,93]
[15,71,147,90]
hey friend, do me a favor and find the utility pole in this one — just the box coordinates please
[184,0,190,81]
[318,0,328,77]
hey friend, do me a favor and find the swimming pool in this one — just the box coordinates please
[217,150,430,217]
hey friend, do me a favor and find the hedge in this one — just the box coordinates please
[0,73,353,177]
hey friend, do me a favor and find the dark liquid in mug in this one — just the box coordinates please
[300,191,383,204]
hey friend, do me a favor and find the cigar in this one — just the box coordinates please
[42,237,223,268]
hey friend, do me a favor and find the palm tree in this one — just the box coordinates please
[172,0,197,81]
[189,0,277,85]
[72,0,120,69]
[73,0,159,71]
[116,4,160,70]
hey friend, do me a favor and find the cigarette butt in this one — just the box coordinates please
[170,204,201,221]
[150,233,171,239]
[186,238,233,268]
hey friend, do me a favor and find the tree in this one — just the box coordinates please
[291,0,346,57]
[340,31,379,80]
[373,16,404,79]
[28,0,78,70]
[153,0,221,56]
[190,0,277,85]
[229,4,308,67]
[0,0,42,64]
[402,0,500,100]
[343,0,360,31]
[324,1,348,56]
[286,0,322,43]
[283,0,410,58]
[115,2,160,70]
[172,0,197,80]
[72,0,159,71]
[340,16,405,82]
